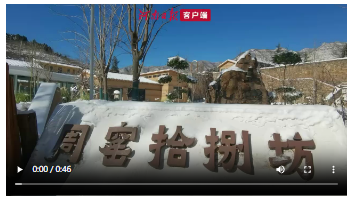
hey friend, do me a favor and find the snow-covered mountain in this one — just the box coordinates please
[6,39,87,68]
[120,42,347,74]
[298,42,346,62]
[244,42,346,65]
[7,34,346,73]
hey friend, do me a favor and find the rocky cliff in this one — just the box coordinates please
[206,52,269,104]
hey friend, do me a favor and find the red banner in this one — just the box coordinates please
[180,9,211,21]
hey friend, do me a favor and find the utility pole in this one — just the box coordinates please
[191,60,198,102]
[313,40,317,105]
[89,4,95,100]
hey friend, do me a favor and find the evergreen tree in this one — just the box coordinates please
[276,43,282,53]
[109,56,120,73]
[272,51,302,105]
[158,56,197,102]
[274,87,303,104]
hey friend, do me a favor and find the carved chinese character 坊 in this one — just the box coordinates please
[268,132,315,180]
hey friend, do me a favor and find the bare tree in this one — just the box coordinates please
[191,72,211,102]
[120,4,180,101]
[94,5,125,100]
[40,57,54,82]
[27,42,42,99]
[41,67,53,82]
[72,49,94,100]
[53,4,125,100]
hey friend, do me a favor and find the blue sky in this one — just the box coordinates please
[6,4,347,68]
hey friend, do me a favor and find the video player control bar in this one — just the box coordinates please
[15,183,339,185]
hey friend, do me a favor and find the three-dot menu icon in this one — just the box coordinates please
[332,166,335,174]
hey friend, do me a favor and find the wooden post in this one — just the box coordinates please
[6,63,22,179]
[17,112,38,169]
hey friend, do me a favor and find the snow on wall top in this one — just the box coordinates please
[28,83,59,138]
[22,100,347,184]
[260,57,347,70]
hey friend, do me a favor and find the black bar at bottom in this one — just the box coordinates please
[7,184,347,195]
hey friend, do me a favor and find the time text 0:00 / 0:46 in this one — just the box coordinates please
[32,165,72,173]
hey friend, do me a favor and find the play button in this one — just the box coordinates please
[17,166,22,173]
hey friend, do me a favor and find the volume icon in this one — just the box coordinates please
[276,166,285,174]
[332,166,335,174]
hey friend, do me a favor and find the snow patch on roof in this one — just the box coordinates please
[141,69,176,75]
[83,69,159,84]
[107,72,160,84]
[222,65,247,74]
[234,50,250,63]
[7,59,42,69]
[34,59,82,69]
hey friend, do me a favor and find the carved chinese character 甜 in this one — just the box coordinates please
[60,124,90,164]
[268,132,315,180]
[99,122,137,167]
[166,126,195,167]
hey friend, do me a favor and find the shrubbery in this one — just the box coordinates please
[15,92,30,103]
[60,87,71,103]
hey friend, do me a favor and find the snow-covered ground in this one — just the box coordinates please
[16,102,31,111]
[21,101,346,184]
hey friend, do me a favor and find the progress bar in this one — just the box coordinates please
[15,183,339,186]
